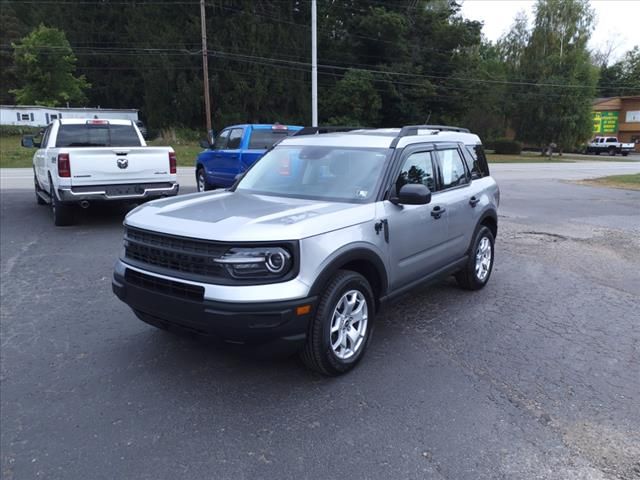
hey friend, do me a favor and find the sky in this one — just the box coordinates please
[460,0,640,62]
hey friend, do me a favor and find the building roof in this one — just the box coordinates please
[0,105,138,112]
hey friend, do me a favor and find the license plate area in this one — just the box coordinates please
[106,185,143,196]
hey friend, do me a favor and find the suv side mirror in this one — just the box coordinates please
[199,139,211,149]
[390,183,432,205]
[21,135,40,148]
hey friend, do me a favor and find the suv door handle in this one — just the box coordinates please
[469,196,480,207]
[431,206,446,219]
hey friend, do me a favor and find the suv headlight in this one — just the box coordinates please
[214,247,292,279]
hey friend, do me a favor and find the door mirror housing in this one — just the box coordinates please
[390,183,432,205]
[21,135,40,148]
[199,139,211,149]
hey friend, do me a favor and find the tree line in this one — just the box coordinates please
[1,0,638,149]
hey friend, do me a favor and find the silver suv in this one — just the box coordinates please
[113,125,499,375]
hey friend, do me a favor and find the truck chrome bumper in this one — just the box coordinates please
[58,182,179,202]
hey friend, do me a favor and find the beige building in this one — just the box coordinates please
[592,96,640,152]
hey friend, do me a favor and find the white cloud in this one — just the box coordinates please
[460,0,640,61]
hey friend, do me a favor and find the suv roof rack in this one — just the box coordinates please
[398,125,470,136]
[293,126,371,136]
[389,124,471,148]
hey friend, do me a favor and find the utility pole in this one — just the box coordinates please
[200,0,212,136]
[311,0,318,127]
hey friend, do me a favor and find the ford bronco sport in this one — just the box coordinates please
[113,125,499,375]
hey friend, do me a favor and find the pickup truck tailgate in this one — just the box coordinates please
[68,147,173,186]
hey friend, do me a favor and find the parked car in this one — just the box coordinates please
[586,136,634,156]
[195,123,302,191]
[23,118,178,226]
[113,125,498,375]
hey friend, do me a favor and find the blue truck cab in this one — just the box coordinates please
[195,124,302,191]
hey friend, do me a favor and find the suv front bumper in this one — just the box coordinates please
[58,182,179,202]
[112,261,316,352]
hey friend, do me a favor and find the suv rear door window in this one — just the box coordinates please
[435,148,469,189]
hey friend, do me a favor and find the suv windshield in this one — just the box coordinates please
[236,145,389,202]
[56,124,142,147]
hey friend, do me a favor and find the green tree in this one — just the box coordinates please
[510,0,597,150]
[597,46,640,97]
[322,69,381,126]
[11,25,90,106]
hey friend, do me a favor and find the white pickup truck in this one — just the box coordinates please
[586,136,635,156]
[23,118,179,226]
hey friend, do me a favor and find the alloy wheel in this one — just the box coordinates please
[329,290,368,360]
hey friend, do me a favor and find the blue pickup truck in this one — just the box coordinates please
[195,124,302,191]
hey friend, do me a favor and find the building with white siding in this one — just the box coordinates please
[0,105,139,127]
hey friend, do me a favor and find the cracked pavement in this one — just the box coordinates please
[1,163,639,479]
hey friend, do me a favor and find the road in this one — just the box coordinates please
[1,162,639,479]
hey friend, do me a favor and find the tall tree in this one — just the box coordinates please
[597,46,640,97]
[11,25,90,106]
[510,0,597,149]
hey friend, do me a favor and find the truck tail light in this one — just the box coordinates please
[58,153,71,177]
[169,152,177,174]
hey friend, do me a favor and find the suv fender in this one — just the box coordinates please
[308,244,388,306]
[468,209,498,253]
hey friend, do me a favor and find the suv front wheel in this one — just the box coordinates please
[301,270,375,376]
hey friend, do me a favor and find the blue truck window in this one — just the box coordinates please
[248,130,292,149]
[227,129,243,149]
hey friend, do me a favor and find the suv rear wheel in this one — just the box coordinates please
[301,270,375,376]
[456,226,495,290]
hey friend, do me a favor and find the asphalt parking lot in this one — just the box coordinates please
[1,162,639,480]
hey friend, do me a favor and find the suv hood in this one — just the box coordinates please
[125,190,376,242]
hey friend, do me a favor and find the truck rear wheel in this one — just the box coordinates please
[34,175,46,205]
[50,184,75,226]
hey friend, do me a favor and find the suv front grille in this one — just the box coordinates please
[124,227,229,279]
[125,269,204,301]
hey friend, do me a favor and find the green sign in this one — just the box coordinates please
[592,111,619,134]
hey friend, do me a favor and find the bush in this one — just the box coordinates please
[0,125,42,137]
[491,138,522,155]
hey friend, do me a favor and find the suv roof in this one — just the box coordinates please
[280,126,482,150]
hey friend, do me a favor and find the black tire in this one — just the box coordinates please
[622,152,629,157]
[34,175,46,205]
[300,270,375,376]
[595,150,600,155]
[608,147,616,156]
[50,183,75,226]
[196,167,213,192]
[455,226,495,291]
